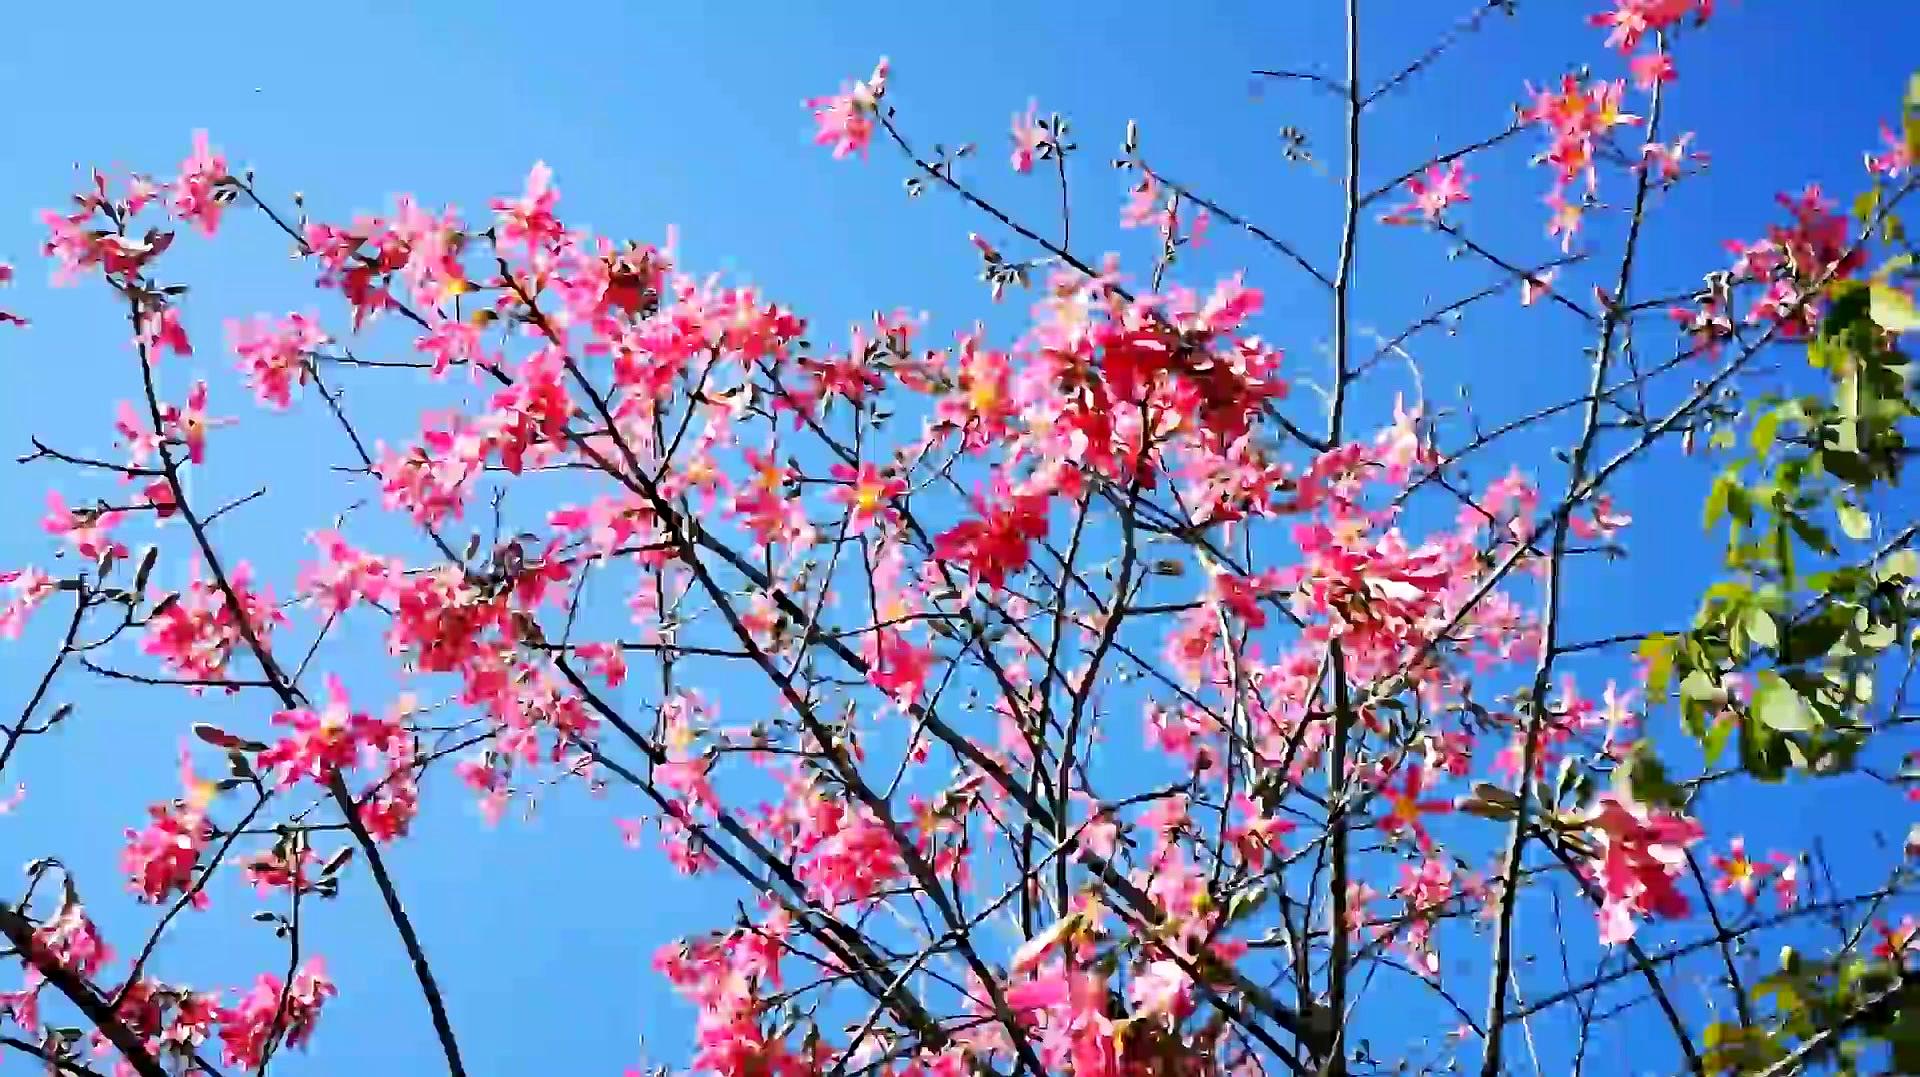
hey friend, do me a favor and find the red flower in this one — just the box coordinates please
[1581,794,1703,944]
[932,479,1049,590]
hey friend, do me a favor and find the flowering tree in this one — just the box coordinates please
[3,2,1920,1075]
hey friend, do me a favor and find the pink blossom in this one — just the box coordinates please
[240,844,320,895]
[138,306,192,358]
[492,161,564,254]
[1588,0,1711,55]
[32,901,114,979]
[932,479,1049,590]
[258,675,403,788]
[160,380,221,464]
[865,630,933,710]
[1867,123,1913,179]
[1127,960,1194,1023]
[1569,494,1633,541]
[1377,763,1452,852]
[1121,174,1167,231]
[142,562,286,684]
[122,799,211,905]
[228,312,326,409]
[1629,50,1676,90]
[215,958,335,1068]
[171,130,229,236]
[1582,794,1703,944]
[1768,853,1799,910]
[827,462,904,535]
[807,59,889,160]
[1380,161,1472,225]
[1639,133,1707,183]
[1876,916,1919,962]
[1708,836,1773,903]
[417,316,487,378]
[42,491,127,562]
[1010,100,1047,173]
[0,567,55,639]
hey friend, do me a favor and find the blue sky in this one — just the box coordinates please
[3,2,1919,1074]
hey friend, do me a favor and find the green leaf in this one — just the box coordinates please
[1877,550,1919,584]
[1822,448,1877,487]
[1751,408,1783,455]
[1740,719,1788,782]
[1702,711,1734,765]
[1870,282,1920,333]
[1682,669,1722,703]
[1854,189,1882,224]
[1788,513,1836,557]
[1639,635,1678,702]
[1837,501,1873,541]
[1746,607,1779,651]
[1617,742,1683,809]
[1754,672,1817,733]
[1782,610,1849,664]
[1704,475,1732,530]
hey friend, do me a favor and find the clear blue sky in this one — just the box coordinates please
[3,3,1918,1074]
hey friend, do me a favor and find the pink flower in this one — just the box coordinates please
[143,562,286,683]
[827,462,904,535]
[228,312,326,409]
[807,59,889,160]
[1708,836,1772,903]
[492,161,564,254]
[258,675,402,788]
[1380,160,1472,225]
[790,792,903,906]
[215,958,335,1068]
[1768,853,1799,910]
[0,566,55,640]
[1010,100,1047,173]
[865,630,933,710]
[1867,123,1913,179]
[573,641,629,688]
[1378,763,1452,851]
[1545,188,1584,252]
[1127,960,1194,1023]
[1639,133,1707,183]
[1581,794,1703,944]
[160,380,222,464]
[1588,0,1711,55]
[1876,916,1920,963]
[240,844,320,895]
[31,901,114,980]
[42,491,127,562]
[297,531,400,615]
[123,800,211,905]
[1569,494,1632,541]
[1629,50,1676,90]
[171,130,229,236]
[99,977,218,1062]
[358,738,420,843]
[932,479,1050,590]
[416,316,486,378]
[1225,793,1296,868]
[138,306,192,358]
[1121,174,1167,231]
